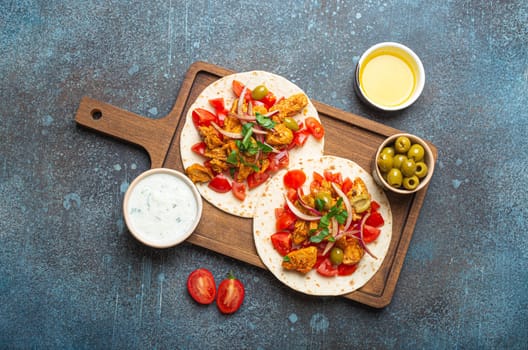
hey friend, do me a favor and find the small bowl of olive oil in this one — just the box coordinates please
[354,42,425,111]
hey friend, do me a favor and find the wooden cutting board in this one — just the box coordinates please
[75,61,437,308]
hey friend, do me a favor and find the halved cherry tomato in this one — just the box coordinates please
[271,232,292,256]
[371,201,381,211]
[292,129,310,147]
[305,117,324,139]
[337,263,358,276]
[208,174,232,193]
[216,272,245,314]
[191,141,207,156]
[276,210,296,231]
[192,108,217,128]
[365,211,384,228]
[187,268,216,305]
[261,91,277,109]
[231,181,246,201]
[283,169,307,189]
[268,150,289,172]
[247,171,270,189]
[316,258,337,277]
[363,224,381,243]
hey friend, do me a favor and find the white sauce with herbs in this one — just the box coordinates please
[126,172,199,243]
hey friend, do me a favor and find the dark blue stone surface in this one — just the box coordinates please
[1,1,527,348]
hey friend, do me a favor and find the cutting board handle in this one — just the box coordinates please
[75,96,179,168]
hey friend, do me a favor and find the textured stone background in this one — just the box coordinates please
[1,0,527,348]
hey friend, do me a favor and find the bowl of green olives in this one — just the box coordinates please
[373,133,435,194]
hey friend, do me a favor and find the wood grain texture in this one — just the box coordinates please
[75,61,438,308]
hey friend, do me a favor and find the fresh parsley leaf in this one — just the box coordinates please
[315,198,325,212]
[256,141,273,153]
[226,150,239,165]
[255,112,276,129]
[310,229,329,243]
[283,256,291,262]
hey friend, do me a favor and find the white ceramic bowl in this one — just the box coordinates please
[123,168,202,248]
[373,133,435,194]
[354,42,425,111]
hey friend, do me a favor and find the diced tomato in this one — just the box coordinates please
[313,255,327,269]
[271,232,292,256]
[231,181,246,201]
[275,207,286,220]
[208,97,225,111]
[247,171,270,189]
[268,150,289,172]
[286,187,297,203]
[337,263,358,276]
[208,174,232,193]
[363,224,381,243]
[292,129,310,147]
[305,117,325,139]
[324,170,342,185]
[316,258,338,277]
[276,210,296,231]
[216,273,244,314]
[191,141,207,156]
[232,80,252,100]
[192,108,217,128]
[309,171,324,192]
[283,169,307,189]
[341,177,353,194]
[261,91,277,109]
[371,200,381,211]
[187,268,216,305]
[365,211,384,227]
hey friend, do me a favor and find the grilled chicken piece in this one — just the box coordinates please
[265,123,293,146]
[269,93,308,121]
[335,236,364,266]
[185,163,213,183]
[282,246,318,274]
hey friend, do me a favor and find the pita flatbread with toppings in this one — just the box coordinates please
[253,156,392,296]
[180,71,324,218]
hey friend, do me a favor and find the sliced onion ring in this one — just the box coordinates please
[322,217,340,256]
[331,182,353,231]
[211,121,243,139]
[284,195,321,222]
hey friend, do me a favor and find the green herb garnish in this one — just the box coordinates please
[255,112,276,129]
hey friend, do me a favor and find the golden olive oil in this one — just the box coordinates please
[359,49,417,108]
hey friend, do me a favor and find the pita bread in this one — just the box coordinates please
[253,156,392,296]
[180,71,324,218]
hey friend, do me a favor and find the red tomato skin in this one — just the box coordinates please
[247,171,270,189]
[208,174,232,193]
[216,276,245,314]
[365,211,384,227]
[292,129,310,147]
[337,263,358,276]
[283,169,307,189]
[191,142,207,156]
[276,210,297,231]
[271,232,292,256]
[305,117,325,139]
[261,91,277,109]
[371,201,381,211]
[192,108,217,128]
[208,97,225,111]
[363,224,381,243]
[187,268,216,305]
[341,177,353,194]
[316,258,338,277]
[231,181,246,201]
[232,80,252,100]
[268,151,289,172]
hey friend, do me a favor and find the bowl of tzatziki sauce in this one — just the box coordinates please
[123,168,203,248]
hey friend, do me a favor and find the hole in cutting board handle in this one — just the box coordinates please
[91,109,102,120]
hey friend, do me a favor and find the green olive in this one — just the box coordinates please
[401,158,417,177]
[381,146,395,157]
[394,136,411,153]
[251,85,269,100]
[377,153,394,172]
[403,175,420,190]
[415,161,428,178]
[407,143,425,162]
[386,168,403,188]
[329,247,344,265]
[351,193,371,213]
[393,154,407,170]
[283,117,299,131]
[315,191,333,210]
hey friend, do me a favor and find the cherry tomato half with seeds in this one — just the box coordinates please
[231,181,246,201]
[305,117,324,139]
[283,169,307,189]
[316,258,338,277]
[187,268,216,305]
[362,224,381,243]
[216,272,245,314]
